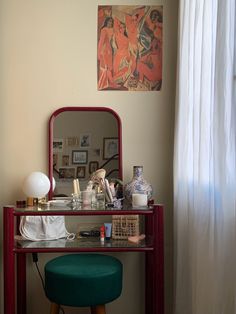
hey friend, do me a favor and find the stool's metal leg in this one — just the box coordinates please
[91,304,106,314]
[50,303,60,314]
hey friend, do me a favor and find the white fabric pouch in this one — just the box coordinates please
[19,216,75,241]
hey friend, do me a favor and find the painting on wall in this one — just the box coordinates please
[97,5,163,91]
[59,167,75,179]
[103,138,118,159]
[66,137,78,146]
[62,155,70,166]
[53,138,64,153]
[79,133,91,148]
[89,161,99,174]
[77,166,86,179]
[72,150,88,164]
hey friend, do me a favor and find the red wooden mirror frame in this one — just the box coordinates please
[48,107,122,199]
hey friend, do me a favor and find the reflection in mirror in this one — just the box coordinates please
[48,107,122,198]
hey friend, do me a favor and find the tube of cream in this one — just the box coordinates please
[100,225,105,243]
[104,223,112,240]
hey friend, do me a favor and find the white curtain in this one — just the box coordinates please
[174,0,236,313]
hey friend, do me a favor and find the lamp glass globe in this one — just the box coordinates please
[22,172,50,198]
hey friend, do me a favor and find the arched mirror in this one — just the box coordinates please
[48,107,122,199]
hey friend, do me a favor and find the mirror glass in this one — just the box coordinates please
[48,107,122,198]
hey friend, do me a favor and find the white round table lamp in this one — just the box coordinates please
[22,172,50,201]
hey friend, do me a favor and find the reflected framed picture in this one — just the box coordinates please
[62,155,69,166]
[77,166,86,179]
[103,138,118,160]
[72,150,88,164]
[89,161,99,174]
[53,138,63,153]
[59,167,75,179]
[79,133,91,148]
[66,137,78,146]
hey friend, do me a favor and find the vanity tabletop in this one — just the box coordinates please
[11,203,155,215]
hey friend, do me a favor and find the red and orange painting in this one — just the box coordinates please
[97,5,163,91]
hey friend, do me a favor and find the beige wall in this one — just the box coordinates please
[0,0,178,313]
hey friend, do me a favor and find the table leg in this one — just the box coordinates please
[145,251,154,314]
[4,207,15,314]
[153,205,164,314]
[145,213,154,314]
[17,253,27,314]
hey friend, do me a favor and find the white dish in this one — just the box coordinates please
[48,200,71,207]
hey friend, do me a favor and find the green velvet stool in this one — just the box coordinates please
[44,254,123,314]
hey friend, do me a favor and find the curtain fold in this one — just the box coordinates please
[174,0,236,313]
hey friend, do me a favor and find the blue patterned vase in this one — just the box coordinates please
[124,166,153,203]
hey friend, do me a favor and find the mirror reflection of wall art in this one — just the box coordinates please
[97,5,163,91]
[59,167,75,179]
[89,161,99,174]
[72,150,88,164]
[62,155,70,166]
[103,138,118,159]
[53,138,64,152]
[79,133,91,148]
[66,137,78,146]
[77,166,86,179]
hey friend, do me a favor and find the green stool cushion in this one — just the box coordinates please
[44,254,122,307]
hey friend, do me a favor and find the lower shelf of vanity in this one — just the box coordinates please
[15,237,154,253]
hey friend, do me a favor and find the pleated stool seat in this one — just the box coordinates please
[44,254,123,314]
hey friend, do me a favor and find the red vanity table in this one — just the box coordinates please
[3,204,164,314]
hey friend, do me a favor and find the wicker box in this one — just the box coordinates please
[112,215,139,240]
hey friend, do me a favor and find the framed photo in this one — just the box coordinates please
[62,155,70,166]
[59,167,75,179]
[53,138,63,153]
[89,161,99,174]
[79,133,91,148]
[66,137,78,146]
[72,150,88,164]
[77,166,86,179]
[103,138,118,160]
